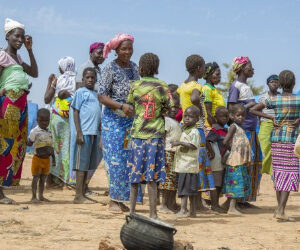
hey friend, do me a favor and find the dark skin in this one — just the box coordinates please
[0,28,38,204]
[99,40,134,213]
[227,61,255,115]
[206,108,229,213]
[27,115,55,203]
[73,70,99,204]
[171,107,199,217]
[205,68,221,126]
[223,108,246,215]
[250,83,298,221]
[98,40,134,119]
[76,47,105,89]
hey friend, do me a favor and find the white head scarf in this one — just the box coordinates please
[55,56,76,97]
[4,18,25,35]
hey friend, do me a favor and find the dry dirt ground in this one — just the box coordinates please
[1,154,300,250]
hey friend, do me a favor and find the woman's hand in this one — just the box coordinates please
[272,117,280,128]
[24,35,33,51]
[76,132,84,145]
[291,118,300,129]
[58,90,71,99]
[122,104,134,117]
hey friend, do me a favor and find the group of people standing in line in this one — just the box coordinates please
[1,18,300,222]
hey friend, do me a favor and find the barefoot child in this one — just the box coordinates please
[222,104,251,215]
[71,67,102,204]
[127,53,173,219]
[206,106,229,213]
[159,94,182,213]
[28,108,55,203]
[173,106,202,217]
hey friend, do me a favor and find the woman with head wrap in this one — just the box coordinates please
[0,18,38,204]
[44,56,76,187]
[99,33,141,213]
[257,75,280,175]
[202,62,225,131]
[227,56,262,208]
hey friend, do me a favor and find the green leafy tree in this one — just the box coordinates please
[218,63,264,98]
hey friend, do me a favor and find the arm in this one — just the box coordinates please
[223,124,236,149]
[44,74,56,104]
[171,141,197,150]
[191,89,203,117]
[206,141,215,160]
[98,95,133,116]
[73,108,84,145]
[249,103,273,120]
[21,35,38,78]
[205,102,216,126]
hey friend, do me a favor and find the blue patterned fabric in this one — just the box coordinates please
[222,164,251,198]
[128,138,166,183]
[197,128,215,190]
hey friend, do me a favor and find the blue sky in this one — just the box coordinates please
[1,0,300,105]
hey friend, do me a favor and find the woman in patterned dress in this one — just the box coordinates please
[0,18,38,203]
[99,33,141,213]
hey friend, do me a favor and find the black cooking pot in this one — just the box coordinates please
[120,213,177,250]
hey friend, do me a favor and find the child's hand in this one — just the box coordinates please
[58,90,71,99]
[207,150,215,160]
[76,132,84,145]
[171,141,181,147]
[24,35,33,50]
[0,88,6,96]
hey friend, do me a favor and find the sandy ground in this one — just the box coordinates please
[1,154,300,250]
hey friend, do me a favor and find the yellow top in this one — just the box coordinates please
[203,83,226,128]
[177,81,203,114]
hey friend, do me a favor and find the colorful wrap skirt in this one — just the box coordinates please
[222,164,251,198]
[271,143,299,192]
[245,130,262,202]
[50,113,70,183]
[159,151,178,190]
[102,107,142,203]
[0,90,27,186]
[128,138,166,184]
[198,128,215,191]
[258,121,273,175]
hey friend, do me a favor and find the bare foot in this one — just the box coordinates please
[276,213,295,222]
[73,196,95,204]
[31,197,40,204]
[150,213,158,220]
[39,197,50,202]
[227,207,242,215]
[0,197,17,204]
[188,212,197,218]
[176,210,188,218]
[108,200,122,214]
[211,206,227,214]
[119,202,130,212]
[160,206,173,214]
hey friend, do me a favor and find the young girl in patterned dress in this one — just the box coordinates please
[222,104,251,215]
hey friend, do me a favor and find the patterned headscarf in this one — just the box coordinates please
[266,74,279,84]
[89,42,105,53]
[58,56,75,73]
[232,56,249,73]
[56,56,76,96]
[103,33,134,58]
[203,62,219,80]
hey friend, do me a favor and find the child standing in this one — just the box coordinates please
[71,67,102,204]
[222,104,251,215]
[28,108,55,203]
[206,106,229,213]
[159,94,182,213]
[127,53,173,219]
[173,106,202,217]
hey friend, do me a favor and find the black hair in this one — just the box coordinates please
[185,54,205,74]
[139,53,160,77]
[229,104,246,115]
[168,84,178,93]
[37,108,50,118]
[203,62,219,80]
[185,105,200,118]
[279,70,295,90]
[82,67,97,79]
[215,106,228,116]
